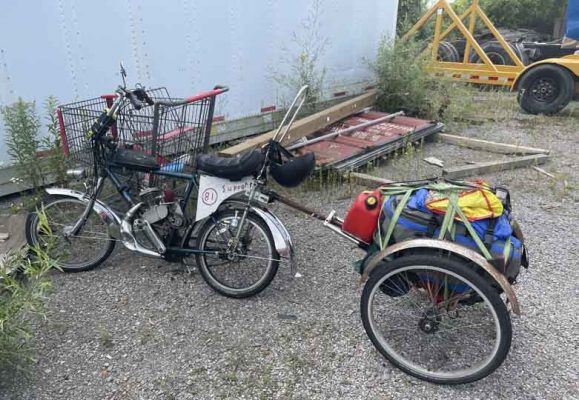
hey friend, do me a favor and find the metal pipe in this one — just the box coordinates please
[272,192,328,222]
[70,176,106,235]
[272,192,366,246]
[271,85,309,143]
[322,210,367,246]
[287,111,404,151]
[323,218,367,246]
[120,203,163,258]
[432,8,444,62]
[463,2,477,63]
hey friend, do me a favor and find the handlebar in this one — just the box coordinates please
[123,87,154,110]
[109,85,230,111]
[126,90,142,110]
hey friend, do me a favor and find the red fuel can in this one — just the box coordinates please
[342,190,383,243]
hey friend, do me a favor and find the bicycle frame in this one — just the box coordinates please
[55,167,296,263]
[54,84,309,266]
[54,87,224,258]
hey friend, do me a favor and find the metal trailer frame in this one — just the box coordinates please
[402,0,579,114]
[266,190,521,315]
[402,0,525,87]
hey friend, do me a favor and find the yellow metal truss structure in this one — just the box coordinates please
[402,0,525,87]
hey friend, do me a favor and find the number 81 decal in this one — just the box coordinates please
[201,188,218,205]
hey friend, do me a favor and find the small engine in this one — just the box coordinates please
[133,187,186,250]
[139,188,169,225]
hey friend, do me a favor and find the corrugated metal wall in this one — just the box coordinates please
[0,0,398,162]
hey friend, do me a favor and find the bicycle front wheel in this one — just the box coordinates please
[361,254,512,385]
[26,195,116,272]
[195,209,279,298]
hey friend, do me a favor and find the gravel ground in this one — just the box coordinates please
[1,98,578,399]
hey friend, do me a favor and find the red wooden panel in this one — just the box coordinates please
[298,140,362,163]
[390,115,431,129]
[334,135,373,148]
[294,111,439,167]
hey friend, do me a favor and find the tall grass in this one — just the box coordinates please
[1,99,43,189]
[371,38,479,129]
[0,211,55,373]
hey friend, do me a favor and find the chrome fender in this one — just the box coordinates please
[363,238,520,315]
[45,188,122,227]
[250,206,296,273]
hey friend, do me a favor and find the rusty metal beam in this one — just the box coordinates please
[287,111,404,151]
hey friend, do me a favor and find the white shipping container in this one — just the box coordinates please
[0,0,398,163]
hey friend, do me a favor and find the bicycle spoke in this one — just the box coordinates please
[366,263,506,382]
[199,212,278,292]
[32,198,114,269]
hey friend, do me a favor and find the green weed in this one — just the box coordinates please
[0,244,55,372]
[96,324,113,349]
[268,0,328,104]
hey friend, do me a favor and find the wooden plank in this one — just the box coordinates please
[219,90,378,156]
[442,154,550,179]
[347,172,394,186]
[531,166,555,179]
[208,95,358,146]
[0,214,26,252]
[438,133,549,155]
[0,164,28,197]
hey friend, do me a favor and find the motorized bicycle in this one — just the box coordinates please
[27,67,523,384]
[26,68,312,299]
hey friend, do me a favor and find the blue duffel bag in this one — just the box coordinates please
[378,189,526,283]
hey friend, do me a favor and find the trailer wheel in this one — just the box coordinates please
[469,41,521,66]
[517,64,574,115]
[438,41,459,62]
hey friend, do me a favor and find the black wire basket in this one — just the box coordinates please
[57,87,217,174]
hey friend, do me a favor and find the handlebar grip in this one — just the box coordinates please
[127,91,142,110]
[142,91,154,105]
[134,88,154,106]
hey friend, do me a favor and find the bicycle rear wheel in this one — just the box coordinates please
[195,209,279,298]
[26,195,115,272]
[361,254,511,384]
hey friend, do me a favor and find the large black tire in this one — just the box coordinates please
[469,41,522,65]
[438,41,460,62]
[517,64,574,115]
[360,254,512,385]
[195,210,279,298]
[26,195,116,272]
[422,41,460,62]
